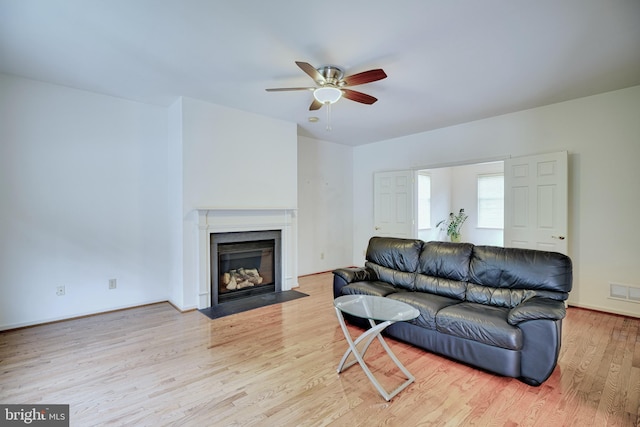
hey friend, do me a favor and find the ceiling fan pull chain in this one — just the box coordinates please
[325,102,332,131]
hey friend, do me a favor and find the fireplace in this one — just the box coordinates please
[210,230,282,305]
[194,208,297,310]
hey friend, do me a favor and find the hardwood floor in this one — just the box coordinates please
[1,272,639,426]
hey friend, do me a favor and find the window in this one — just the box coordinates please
[478,174,504,228]
[418,173,431,229]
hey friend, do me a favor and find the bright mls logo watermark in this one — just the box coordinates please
[1,405,69,426]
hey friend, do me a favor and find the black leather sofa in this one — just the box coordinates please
[333,237,573,385]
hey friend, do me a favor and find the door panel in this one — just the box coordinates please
[504,151,568,254]
[374,171,414,238]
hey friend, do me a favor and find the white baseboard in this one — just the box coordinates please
[0,299,169,331]
[568,301,640,319]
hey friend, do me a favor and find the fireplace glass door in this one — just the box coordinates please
[217,239,275,302]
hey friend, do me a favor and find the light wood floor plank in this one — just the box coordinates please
[1,272,639,426]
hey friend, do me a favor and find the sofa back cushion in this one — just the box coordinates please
[365,262,416,291]
[366,237,422,272]
[468,246,573,305]
[418,242,473,280]
[365,237,423,290]
[414,275,466,300]
[465,283,565,308]
[414,242,473,299]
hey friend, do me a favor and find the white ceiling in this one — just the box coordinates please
[1,0,639,146]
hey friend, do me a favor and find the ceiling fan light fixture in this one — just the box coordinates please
[313,86,342,104]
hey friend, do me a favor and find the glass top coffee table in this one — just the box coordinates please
[334,294,419,401]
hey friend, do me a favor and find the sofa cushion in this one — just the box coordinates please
[365,261,416,291]
[465,283,532,309]
[387,292,459,330]
[465,283,568,309]
[340,281,400,297]
[436,302,523,350]
[414,275,466,300]
[419,241,473,281]
[469,246,572,296]
[366,237,422,273]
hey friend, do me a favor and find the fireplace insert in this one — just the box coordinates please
[210,230,281,305]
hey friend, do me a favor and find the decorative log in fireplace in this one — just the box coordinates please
[210,230,281,305]
[222,268,263,290]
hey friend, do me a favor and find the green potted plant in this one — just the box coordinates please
[436,208,468,242]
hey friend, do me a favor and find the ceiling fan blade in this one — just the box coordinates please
[309,99,323,110]
[296,61,325,83]
[265,87,314,92]
[342,69,387,86]
[342,89,378,105]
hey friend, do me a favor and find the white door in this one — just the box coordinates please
[504,151,568,254]
[373,170,415,238]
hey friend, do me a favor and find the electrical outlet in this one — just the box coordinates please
[109,279,117,290]
[56,285,65,296]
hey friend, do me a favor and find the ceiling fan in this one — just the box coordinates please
[265,61,387,111]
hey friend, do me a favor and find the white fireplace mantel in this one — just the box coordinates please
[194,208,298,309]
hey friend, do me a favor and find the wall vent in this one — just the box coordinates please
[609,282,640,304]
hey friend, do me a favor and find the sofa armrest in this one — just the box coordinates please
[332,267,376,298]
[507,297,566,326]
[333,267,375,284]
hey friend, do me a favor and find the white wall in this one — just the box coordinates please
[181,97,297,212]
[0,74,170,329]
[169,97,298,310]
[0,77,299,326]
[167,98,184,308]
[3,72,637,326]
[297,136,354,275]
[353,85,640,318]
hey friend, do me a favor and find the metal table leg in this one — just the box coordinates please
[335,307,415,401]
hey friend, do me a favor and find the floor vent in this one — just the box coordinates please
[609,283,640,304]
